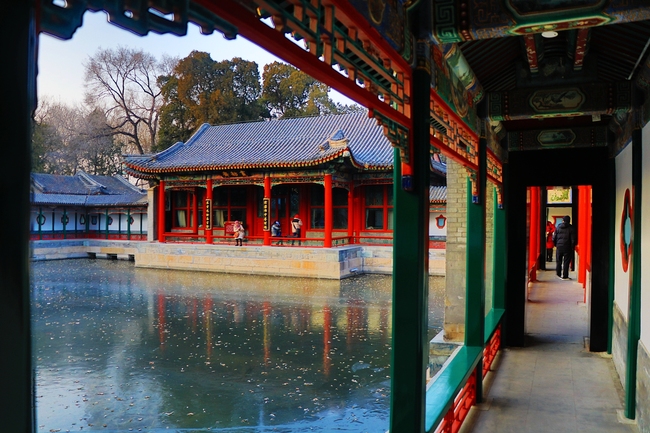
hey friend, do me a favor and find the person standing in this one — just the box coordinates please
[554,215,576,280]
[545,220,555,262]
[291,215,303,246]
[271,220,283,245]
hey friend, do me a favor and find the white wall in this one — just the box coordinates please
[641,123,650,347]
[615,140,633,321]
[428,210,447,238]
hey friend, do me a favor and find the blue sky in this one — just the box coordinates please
[38,10,353,106]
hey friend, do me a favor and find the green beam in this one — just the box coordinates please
[608,158,615,354]
[389,60,430,432]
[625,130,642,419]
[465,139,487,401]
[492,187,506,311]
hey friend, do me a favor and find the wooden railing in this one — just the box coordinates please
[30,232,146,241]
[160,232,447,249]
[427,309,504,433]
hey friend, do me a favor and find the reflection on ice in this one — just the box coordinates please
[31,259,443,432]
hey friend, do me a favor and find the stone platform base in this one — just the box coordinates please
[31,240,446,280]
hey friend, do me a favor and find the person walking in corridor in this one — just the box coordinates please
[545,220,555,262]
[553,215,576,280]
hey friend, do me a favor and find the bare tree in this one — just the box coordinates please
[84,47,175,155]
[32,100,122,176]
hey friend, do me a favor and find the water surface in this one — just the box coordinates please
[32,259,444,432]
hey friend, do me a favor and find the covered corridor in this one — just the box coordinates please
[463,271,637,433]
[6,2,650,433]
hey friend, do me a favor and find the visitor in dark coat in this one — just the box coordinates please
[554,215,576,280]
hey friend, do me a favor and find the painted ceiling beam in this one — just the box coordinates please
[432,0,650,43]
[507,126,609,151]
[572,29,590,71]
[486,82,632,121]
[524,34,539,75]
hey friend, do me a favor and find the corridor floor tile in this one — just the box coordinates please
[460,271,638,433]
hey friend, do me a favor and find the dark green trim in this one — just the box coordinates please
[466,176,486,348]
[62,207,67,239]
[484,308,505,343]
[492,187,506,311]
[424,346,482,432]
[105,208,110,239]
[0,2,36,431]
[608,157,616,354]
[127,209,131,239]
[625,131,642,419]
[389,66,430,432]
[465,139,486,402]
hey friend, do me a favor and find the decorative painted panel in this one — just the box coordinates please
[347,0,409,59]
[431,44,479,132]
[429,91,480,170]
[488,82,631,121]
[507,126,608,151]
[486,150,503,185]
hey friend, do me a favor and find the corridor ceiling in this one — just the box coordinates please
[446,3,650,153]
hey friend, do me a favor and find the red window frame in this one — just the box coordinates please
[308,185,348,230]
[213,186,248,228]
[171,190,195,229]
[363,184,393,231]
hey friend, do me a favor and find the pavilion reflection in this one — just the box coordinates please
[149,273,393,377]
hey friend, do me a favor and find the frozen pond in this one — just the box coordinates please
[32,259,444,432]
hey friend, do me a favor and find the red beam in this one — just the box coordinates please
[324,0,411,73]
[197,0,410,127]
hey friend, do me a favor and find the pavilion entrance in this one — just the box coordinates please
[270,184,300,239]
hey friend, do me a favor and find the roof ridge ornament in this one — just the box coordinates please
[328,129,349,148]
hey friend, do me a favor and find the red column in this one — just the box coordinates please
[206,179,213,244]
[584,186,591,287]
[264,175,271,246]
[533,187,540,270]
[528,187,539,282]
[192,187,198,234]
[578,185,588,285]
[354,191,362,243]
[347,182,354,244]
[324,174,333,248]
[157,179,165,242]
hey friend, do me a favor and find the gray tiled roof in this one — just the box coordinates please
[31,172,146,207]
[124,113,394,175]
[429,186,447,204]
